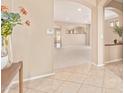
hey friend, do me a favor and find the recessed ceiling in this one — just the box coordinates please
[54,0,119,24]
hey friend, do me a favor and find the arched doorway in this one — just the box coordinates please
[53,0,92,69]
[103,3,123,77]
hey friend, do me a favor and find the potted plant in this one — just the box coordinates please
[114,39,117,44]
[113,24,123,43]
[1,5,30,69]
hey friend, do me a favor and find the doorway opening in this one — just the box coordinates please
[104,5,123,78]
[53,0,92,69]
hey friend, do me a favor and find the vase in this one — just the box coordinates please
[114,39,117,44]
[1,37,12,69]
[1,46,9,69]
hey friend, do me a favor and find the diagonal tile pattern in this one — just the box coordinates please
[105,62,123,78]
[9,63,123,93]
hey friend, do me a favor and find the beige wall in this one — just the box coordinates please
[91,7,98,64]
[2,0,54,79]
[104,18,120,44]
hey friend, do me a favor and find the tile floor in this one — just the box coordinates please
[105,61,123,78]
[9,63,123,93]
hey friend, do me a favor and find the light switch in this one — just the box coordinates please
[47,28,54,35]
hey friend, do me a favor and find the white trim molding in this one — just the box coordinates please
[97,64,105,67]
[92,63,105,67]
[105,58,123,64]
[12,72,55,84]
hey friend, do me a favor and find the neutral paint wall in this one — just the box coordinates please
[104,18,121,44]
[2,0,54,79]
[91,7,98,64]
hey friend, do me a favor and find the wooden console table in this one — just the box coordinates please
[1,61,23,93]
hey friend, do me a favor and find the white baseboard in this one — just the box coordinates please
[12,72,55,84]
[97,64,104,67]
[92,58,123,67]
[5,72,55,93]
[92,63,104,67]
[105,58,123,64]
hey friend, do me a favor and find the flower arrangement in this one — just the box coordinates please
[1,5,30,69]
[1,5,30,47]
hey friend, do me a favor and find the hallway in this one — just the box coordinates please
[53,46,91,69]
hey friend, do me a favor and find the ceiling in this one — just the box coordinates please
[54,0,119,24]
[105,7,118,20]
[114,0,123,3]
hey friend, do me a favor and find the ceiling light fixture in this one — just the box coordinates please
[77,8,82,12]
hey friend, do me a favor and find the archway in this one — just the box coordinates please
[53,0,93,69]
[104,6,123,64]
[97,0,123,66]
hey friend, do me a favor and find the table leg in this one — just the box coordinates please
[19,63,23,93]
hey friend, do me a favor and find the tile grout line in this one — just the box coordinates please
[49,72,75,93]
[76,65,92,93]
[101,67,106,93]
[53,79,65,93]
[9,64,122,93]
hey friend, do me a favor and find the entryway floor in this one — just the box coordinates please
[105,61,123,79]
[9,63,122,93]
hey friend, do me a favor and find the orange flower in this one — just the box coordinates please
[1,5,9,12]
[19,7,28,15]
[25,20,30,26]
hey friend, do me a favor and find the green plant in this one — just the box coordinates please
[1,12,22,38]
[113,24,123,37]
